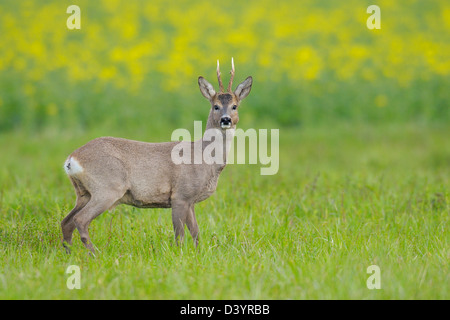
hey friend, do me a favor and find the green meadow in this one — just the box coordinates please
[0,0,448,299]
[0,121,448,299]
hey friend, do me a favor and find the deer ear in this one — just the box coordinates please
[234,76,253,101]
[198,77,216,100]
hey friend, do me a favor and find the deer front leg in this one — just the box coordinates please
[186,204,199,247]
[171,200,191,245]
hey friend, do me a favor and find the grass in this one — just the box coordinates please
[0,0,448,301]
[0,122,448,299]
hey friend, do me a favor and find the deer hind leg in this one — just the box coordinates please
[72,192,123,255]
[186,204,199,247]
[61,177,91,252]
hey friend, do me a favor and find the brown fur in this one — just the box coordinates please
[61,68,252,254]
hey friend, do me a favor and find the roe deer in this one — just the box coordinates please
[61,58,253,254]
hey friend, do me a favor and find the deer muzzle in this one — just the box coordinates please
[220,116,232,129]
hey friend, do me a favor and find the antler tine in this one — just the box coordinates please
[217,60,224,93]
[227,57,235,92]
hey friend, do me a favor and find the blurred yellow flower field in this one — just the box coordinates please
[0,1,448,131]
[1,0,448,93]
[0,1,448,300]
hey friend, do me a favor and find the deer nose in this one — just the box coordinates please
[220,116,232,124]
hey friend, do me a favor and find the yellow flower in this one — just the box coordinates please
[0,0,447,96]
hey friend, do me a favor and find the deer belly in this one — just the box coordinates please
[122,189,172,208]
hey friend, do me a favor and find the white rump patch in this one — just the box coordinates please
[64,156,83,175]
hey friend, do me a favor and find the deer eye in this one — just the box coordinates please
[214,105,220,111]
[232,105,237,110]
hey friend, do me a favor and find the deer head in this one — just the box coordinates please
[198,58,253,130]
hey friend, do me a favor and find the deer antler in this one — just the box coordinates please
[227,57,235,93]
[217,60,224,93]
